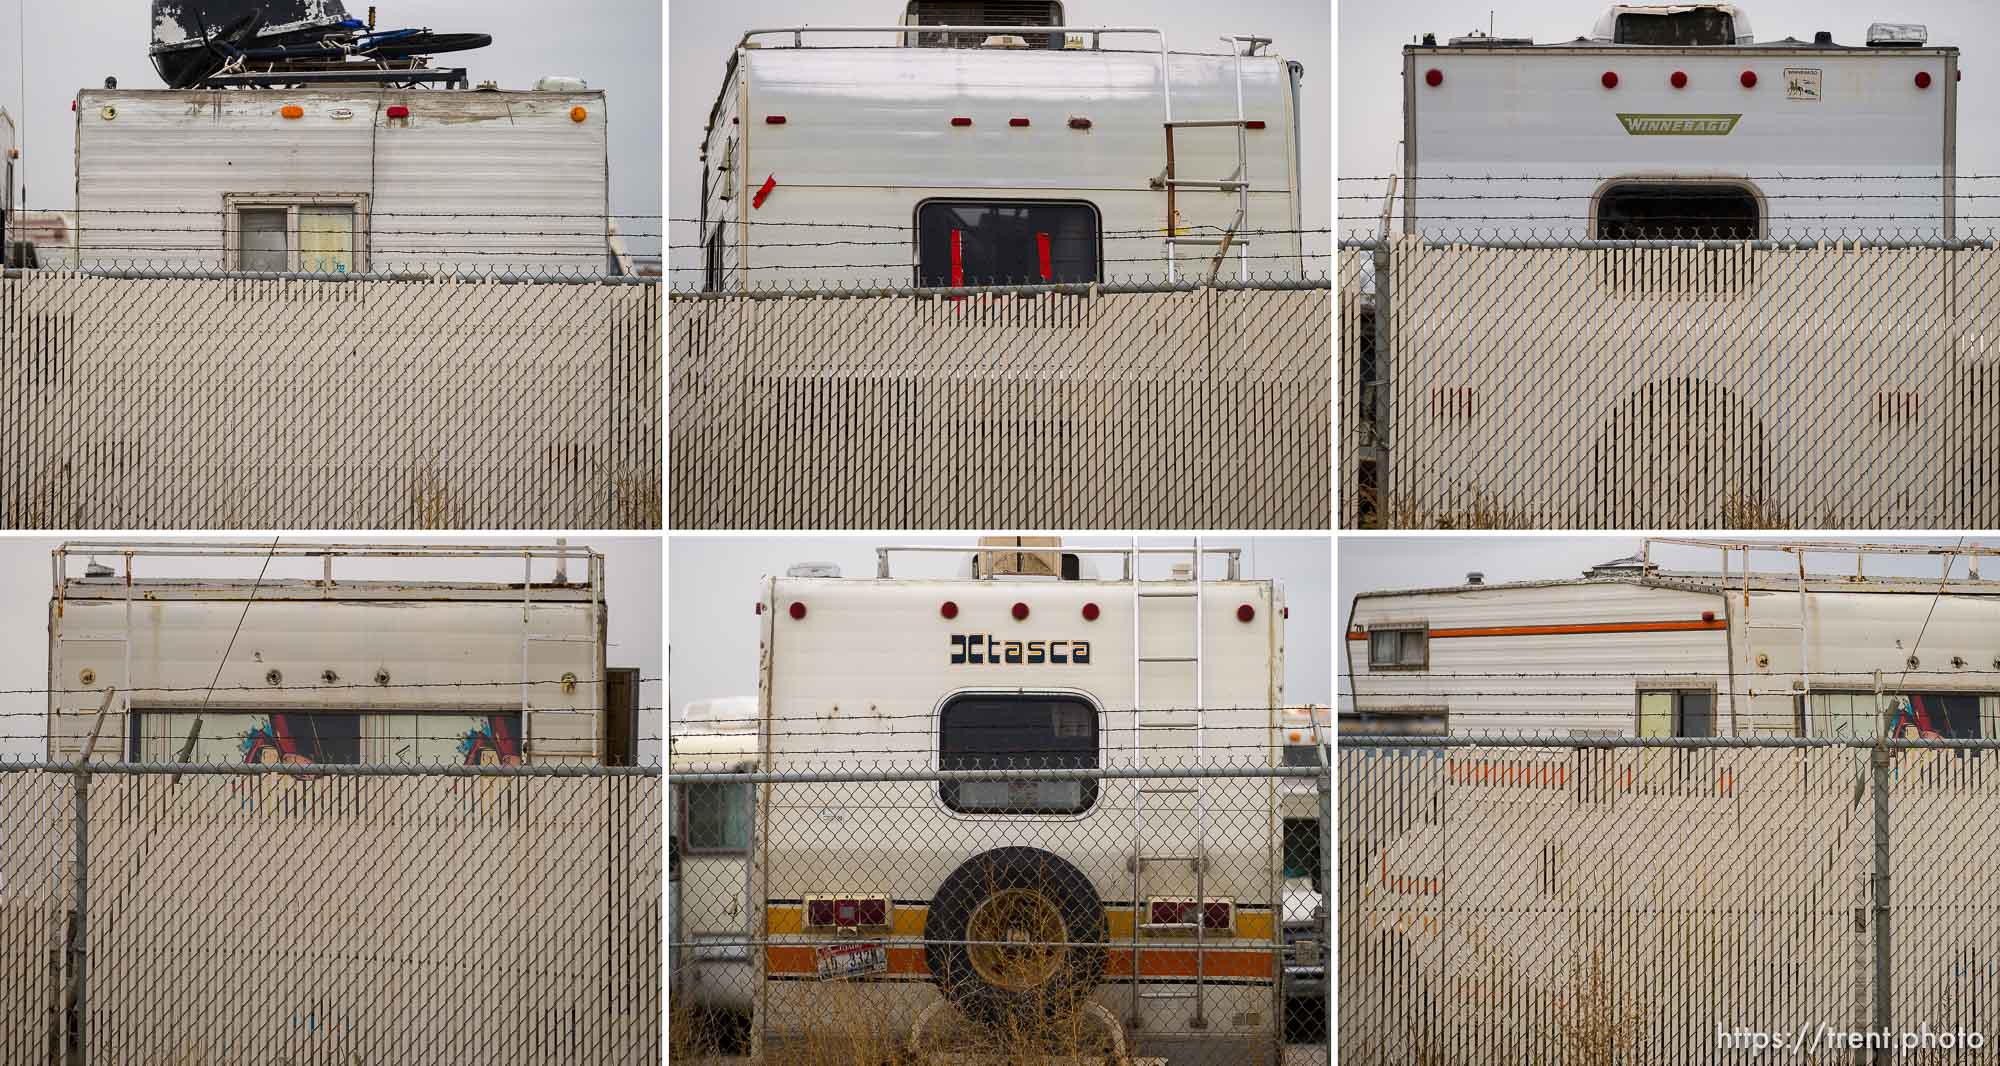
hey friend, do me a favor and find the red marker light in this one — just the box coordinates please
[1067,116,1092,129]
[950,116,973,127]
[1601,71,1619,89]
[1425,68,1443,87]
[1082,602,1100,621]
[1009,117,1030,127]
[1237,604,1256,623]
[1012,602,1029,621]
[386,105,410,119]
[788,602,806,620]
[941,601,959,619]
[1916,71,1933,89]
[1670,71,1688,89]
[1740,70,1758,88]
[1702,611,1716,622]
[1244,120,1266,129]
[765,115,787,124]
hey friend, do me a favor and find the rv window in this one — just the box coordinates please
[1809,691,1993,740]
[704,227,725,292]
[938,693,1098,814]
[127,710,525,765]
[685,781,754,852]
[1638,690,1714,738]
[227,194,368,273]
[1614,9,1736,45]
[1367,627,1427,669]
[1283,816,1322,890]
[916,200,1099,287]
[1597,183,1760,240]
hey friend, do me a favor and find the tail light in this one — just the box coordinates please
[385,105,410,119]
[806,895,891,929]
[1143,897,1235,933]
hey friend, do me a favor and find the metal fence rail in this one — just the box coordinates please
[0,763,661,1066]
[1339,737,2000,1065]
[1340,238,2000,529]
[668,280,1332,530]
[668,760,1329,1066]
[0,272,661,529]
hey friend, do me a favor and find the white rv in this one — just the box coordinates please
[46,541,624,766]
[1345,540,2000,740]
[1399,4,1957,240]
[71,85,611,274]
[730,541,1298,1062]
[696,1,1308,290]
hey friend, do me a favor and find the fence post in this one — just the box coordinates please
[1371,239,1393,521]
[63,765,88,1066]
[1870,745,1891,1066]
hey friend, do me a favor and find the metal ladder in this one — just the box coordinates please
[1128,536,1211,1030]
[1161,36,1268,284]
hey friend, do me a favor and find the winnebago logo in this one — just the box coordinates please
[1616,113,1741,135]
[950,633,1091,665]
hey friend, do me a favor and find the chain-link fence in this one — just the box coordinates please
[668,278,1332,530]
[0,761,661,1065]
[668,760,1329,1066]
[0,270,661,530]
[1340,736,2000,1065]
[1339,236,2000,530]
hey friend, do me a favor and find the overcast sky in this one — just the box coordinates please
[1,0,661,224]
[666,0,1332,278]
[668,535,1332,722]
[1337,534,1997,703]
[0,536,662,763]
[1338,0,1997,232]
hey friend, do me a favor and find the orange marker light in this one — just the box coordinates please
[281,105,304,119]
[570,106,588,123]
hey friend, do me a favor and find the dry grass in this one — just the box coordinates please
[670,983,1131,1066]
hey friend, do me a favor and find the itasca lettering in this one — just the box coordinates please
[950,634,1092,665]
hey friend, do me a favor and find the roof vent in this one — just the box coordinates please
[1466,571,1485,585]
[1866,22,1928,47]
[1446,30,1534,47]
[981,34,1031,48]
[903,1,1065,49]
[786,561,842,578]
[1584,554,1657,578]
[1813,30,1833,45]
[535,76,588,91]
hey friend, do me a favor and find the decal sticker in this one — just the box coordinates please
[1784,68,1822,101]
[1616,113,1741,136]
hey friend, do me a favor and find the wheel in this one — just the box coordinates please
[924,847,1107,1032]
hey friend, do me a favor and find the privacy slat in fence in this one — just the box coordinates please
[1342,240,2000,529]
[0,274,662,530]
[668,285,1332,529]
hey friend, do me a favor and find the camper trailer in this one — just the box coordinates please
[696,1,1309,290]
[71,84,611,273]
[670,697,761,1033]
[728,540,1297,1062]
[1344,540,2000,740]
[45,541,630,766]
[1400,4,1957,240]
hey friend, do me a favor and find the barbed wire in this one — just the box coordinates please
[1,675,657,696]
[19,206,664,218]
[1338,173,2000,182]
[666,227,1332,250]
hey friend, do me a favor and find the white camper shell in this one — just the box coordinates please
[1345,539,2000,740]
[47,542,610,765]
[735,542,1293,1060]
[697,3,1308,290]
[1399,4,1958,240]
[72,87,611,274]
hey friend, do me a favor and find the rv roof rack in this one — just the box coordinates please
[875,544,1242,580]
[738,24,1172,52]
[199,67,469,88]
[53,540,602,594]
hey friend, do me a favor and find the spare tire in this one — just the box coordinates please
[925,847,1107,1031]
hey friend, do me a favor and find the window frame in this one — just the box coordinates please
[678,778,755,856]
[1366,625,1430,671]
[912,197,1103,289]
[932,688,1103,819]
[126,705,523,765]
[1804,688,1997,741]
[1590,177,1767,241]
[222,191,372,273]
[1634,683,1719,738]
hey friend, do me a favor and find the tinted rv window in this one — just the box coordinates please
[1598,183,1760,240]
[240,209,290,272]
[1283,816,1322,887]
[1614,10,1735,45]
[1810,691,1990,740]
[1638,690,1714,738]
[917,200,1099,287]
[685,781,753,852]
[939,693,1098,814]
[128,710,525,765]
[703,227,725,292]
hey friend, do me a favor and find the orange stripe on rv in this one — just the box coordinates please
[1346,618,1724,640]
